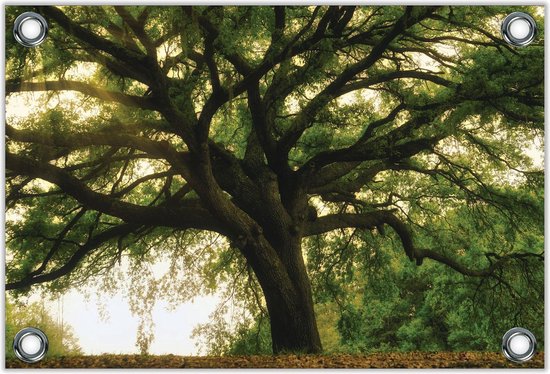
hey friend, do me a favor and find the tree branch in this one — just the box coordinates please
[6,125,187,168]
[305,210,415,259]
[27,208,88,278]
[6,80,156,110]
[114,6,157,57]
[39,6,159,85]
[305,210,539,279]
[6,152,228,234]
[277,6,439,157]
[6,223,138,290]
[337,70,452,97]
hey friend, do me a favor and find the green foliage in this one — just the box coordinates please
[5,297,82,358]
[334,251,543,353]
[226,317,272,355]
[305,199,544,353]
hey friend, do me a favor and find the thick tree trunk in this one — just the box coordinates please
[264,273,322,354]
[243,235,322,354]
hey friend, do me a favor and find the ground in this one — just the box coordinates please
[5,352,544,368]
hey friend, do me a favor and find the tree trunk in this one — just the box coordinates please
[264,273,322,354]
[242,235,322,354]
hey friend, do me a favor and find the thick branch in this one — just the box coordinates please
[413,248,493,277]
[6,80,156,110]
[39,6,159,85]
[6,125,187,168]
[6,152,228,234]
[305,210,415,259]
[337,70,452,97]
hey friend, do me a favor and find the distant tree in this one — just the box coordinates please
[6,6,543,353]
[6,298,82,357]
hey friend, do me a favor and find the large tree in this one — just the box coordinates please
[6,6,543,354]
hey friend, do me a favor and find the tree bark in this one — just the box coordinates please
[266,280,322,354]
[242,236,322,354]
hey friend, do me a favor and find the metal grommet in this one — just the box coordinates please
[13,12,49,47]
[13,327,49,363]
[501,12,537,47]
[502,327,536,363]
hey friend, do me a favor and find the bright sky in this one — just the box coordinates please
[53,289,221,355]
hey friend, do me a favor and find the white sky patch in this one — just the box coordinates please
[7,91,102,124]
[55,289,221,355]
[17,287,221,355]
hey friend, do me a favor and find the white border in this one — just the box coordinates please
[0,2,548,373]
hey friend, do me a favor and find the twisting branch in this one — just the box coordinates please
[277,6,439,157]
[304,210,540,279]
[305,210,415,260]
[6,224,139,290]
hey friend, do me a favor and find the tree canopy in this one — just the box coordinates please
[5,5,544,354]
